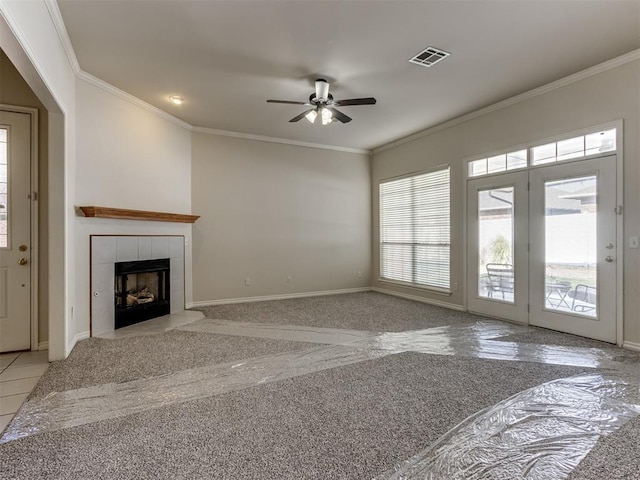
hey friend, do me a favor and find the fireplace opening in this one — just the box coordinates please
[114,258,170,329]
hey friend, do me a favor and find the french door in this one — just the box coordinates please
[467,155,618,343]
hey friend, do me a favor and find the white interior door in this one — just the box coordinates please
[467,172,529,323]
[529,155,617,343]
[0,111,32,352]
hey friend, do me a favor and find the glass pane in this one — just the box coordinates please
[468,159,487,177]
[532,143,556,165]
[0,129,6,143]
[585,129,616,156]
[544,176,597,317]
[557,136,584,161]
[487,154,506,174]
[478,187,514,302]
[506,150,527,170]
[0,132,6,248]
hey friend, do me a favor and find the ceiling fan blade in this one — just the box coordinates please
[267,99,311,105]
[333,97,377,106]
[289,109,315,123]
[326,107,352,123]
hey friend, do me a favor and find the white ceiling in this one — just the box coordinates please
[57,0,640,151]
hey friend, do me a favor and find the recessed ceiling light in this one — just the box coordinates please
[169,95,184,105]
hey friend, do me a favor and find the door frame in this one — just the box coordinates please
[1,104,39,350]
[462,119,624,346]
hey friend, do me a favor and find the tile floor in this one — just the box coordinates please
[0,350,49,433]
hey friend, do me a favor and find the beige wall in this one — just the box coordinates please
[0,49,49,345]
[191,133,371,302]
[372,59,640,344]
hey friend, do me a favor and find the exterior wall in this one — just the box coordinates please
[372,59,640,344]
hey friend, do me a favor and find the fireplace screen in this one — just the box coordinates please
[114,258,170,329]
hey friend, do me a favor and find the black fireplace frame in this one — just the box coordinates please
[114,258,170,329]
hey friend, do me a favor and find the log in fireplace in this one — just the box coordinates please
[114,258,170,329]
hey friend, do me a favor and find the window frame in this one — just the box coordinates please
[466,122,620,180]
[378,165,451,294]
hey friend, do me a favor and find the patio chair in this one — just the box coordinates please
[485,263,514,300]
[568,284,597,313]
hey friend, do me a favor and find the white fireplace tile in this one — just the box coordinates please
[92,237,116,265]
[90,234,186,337]
[91,263,115,335]
[171,290,185,313]
[151,237,170,259]
[169,236,184,259]
[170,276,184,295]
[170,258,184,282]
[116,237,139,262]
[138,237,152,260]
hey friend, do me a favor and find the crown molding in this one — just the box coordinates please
[373,49,640,154]
[0,1,67,111]
[44,0,80,74]
[192,126,370,155]
[76,70,192,129]
[46,0,192,129]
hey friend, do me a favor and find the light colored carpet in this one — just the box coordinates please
[1,291,638,479]
[193,291,487,332]
[30,329,312,398]
[1,352,589,479]
[569,416,640,480]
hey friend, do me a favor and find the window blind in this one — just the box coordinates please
[379,167,450,289]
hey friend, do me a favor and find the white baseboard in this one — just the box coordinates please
[623,341,640,352]
[67,331,90,354]
[187,287,372,308]
[37,341,49,351]
[371,287,465,311]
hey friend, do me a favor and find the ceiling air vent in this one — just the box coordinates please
[409,47,450,68]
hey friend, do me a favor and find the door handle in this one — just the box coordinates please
[18,258,28,266]
[604,256,615,263]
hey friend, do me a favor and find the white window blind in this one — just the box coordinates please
[380,167,450,289]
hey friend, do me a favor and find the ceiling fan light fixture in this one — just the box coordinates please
[321,107,333,125]
[305,109,318,123]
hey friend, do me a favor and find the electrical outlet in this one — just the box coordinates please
[287,275,292,283]
[245,277,251,286]
[357,270,362,278]
[453,282,458,291]
[629,236,639,249]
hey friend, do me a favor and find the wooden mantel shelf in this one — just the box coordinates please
[78,206,200,224]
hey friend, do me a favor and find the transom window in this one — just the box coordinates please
[379,167,450,290]
[468,127,617,178]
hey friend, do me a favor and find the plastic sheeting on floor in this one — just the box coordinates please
[0,343,386,443]
[380,372,640,480]
[2,318,639,465]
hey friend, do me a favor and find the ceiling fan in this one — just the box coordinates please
[267,79,376,125]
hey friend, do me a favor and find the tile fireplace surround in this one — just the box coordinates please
[91,235,186,336]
